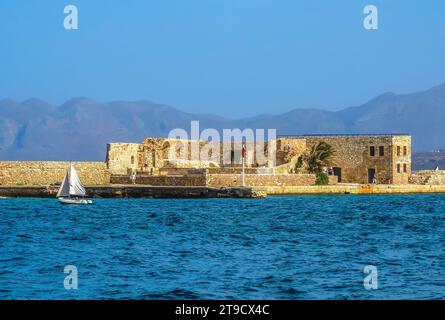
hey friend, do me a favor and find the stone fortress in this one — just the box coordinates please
[276,134,412,185]
[2,133,445,194]
[105,134,412,186]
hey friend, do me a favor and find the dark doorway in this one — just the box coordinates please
[333,167,342,183]
[368,169,376,183]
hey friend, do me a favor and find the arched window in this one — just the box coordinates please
[131,156,135,165]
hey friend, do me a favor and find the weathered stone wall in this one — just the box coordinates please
[110,174,206,186]
[159,168,207,176]
[110,172,339,187]
[106,143,140,175]
[276,138,307,168]
[277,135,412,184]
[328,175,339,185]
[206,167,274,174]
[304,136,394,184]
[163,159,220,169]
[256,184,445,195]
[410,170,445,185]
[108,138,276,175]
[391,136,412,185]
[137,138,218,170]
[158,167,274,176]
[0,161,110,186]
[205,173,316,187]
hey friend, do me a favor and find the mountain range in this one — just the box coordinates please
[1,83,445,161]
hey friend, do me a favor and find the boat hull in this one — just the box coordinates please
[58,197,93,205]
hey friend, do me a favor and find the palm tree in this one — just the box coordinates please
[303,141,335,173]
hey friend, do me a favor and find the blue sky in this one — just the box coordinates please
[0,0,444,117]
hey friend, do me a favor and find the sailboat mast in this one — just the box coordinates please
[68,161,71,198]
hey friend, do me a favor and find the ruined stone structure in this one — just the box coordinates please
[106,138,275,176]
[106,134,412,186]
[410,170,445,185]
[106,143,140,175]
[277,134,412,184]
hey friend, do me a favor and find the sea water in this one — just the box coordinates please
[1,195,445,299]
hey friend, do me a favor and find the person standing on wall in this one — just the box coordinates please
[130,170,137,184]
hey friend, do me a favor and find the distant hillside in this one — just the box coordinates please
[412,151,445,171]
[1,83,445,160]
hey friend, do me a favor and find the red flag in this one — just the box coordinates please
[242,144,246,158]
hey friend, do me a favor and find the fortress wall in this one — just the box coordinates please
[391,136,412,185]
[110,174,206,186]
[410,170,445,185]
[206,173,317,187]
[106,143,140,175]
[159,168,207,176]
[110,173,338,187]
[258,184,445,195]
[138,138,212,170]
[276,138,307,168]
[136,138,277,171]
[304,136,394,184]
[0,161,110,186]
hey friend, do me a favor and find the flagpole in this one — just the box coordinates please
[242,143,245,187]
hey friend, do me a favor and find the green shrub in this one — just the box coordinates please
[315,172,329,185]
[294,156,303,173]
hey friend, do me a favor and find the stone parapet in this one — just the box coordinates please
[258,184,445,194]
[409,170,445,185]
[205,173,316,187]
[110,174,206,186]
[110,173,328,187]
[0,161,110,186]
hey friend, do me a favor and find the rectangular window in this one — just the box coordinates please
[403,163,407,173]
[379,146,384,156]
[397,146,401,156]
[397,163,401,173]
[403,146,407,156]
[370,146,375,156]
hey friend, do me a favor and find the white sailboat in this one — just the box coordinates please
[57,163,93,205]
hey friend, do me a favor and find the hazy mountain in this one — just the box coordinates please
[412,151,445,171]
[1,83,445,160]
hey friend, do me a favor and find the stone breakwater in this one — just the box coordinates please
[3,184,445,199]
[409,170,445,185]
[257,184,445,195]
[0,185,266,199]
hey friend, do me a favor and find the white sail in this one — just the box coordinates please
[69,164,86,196]
[56,173,70,198]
